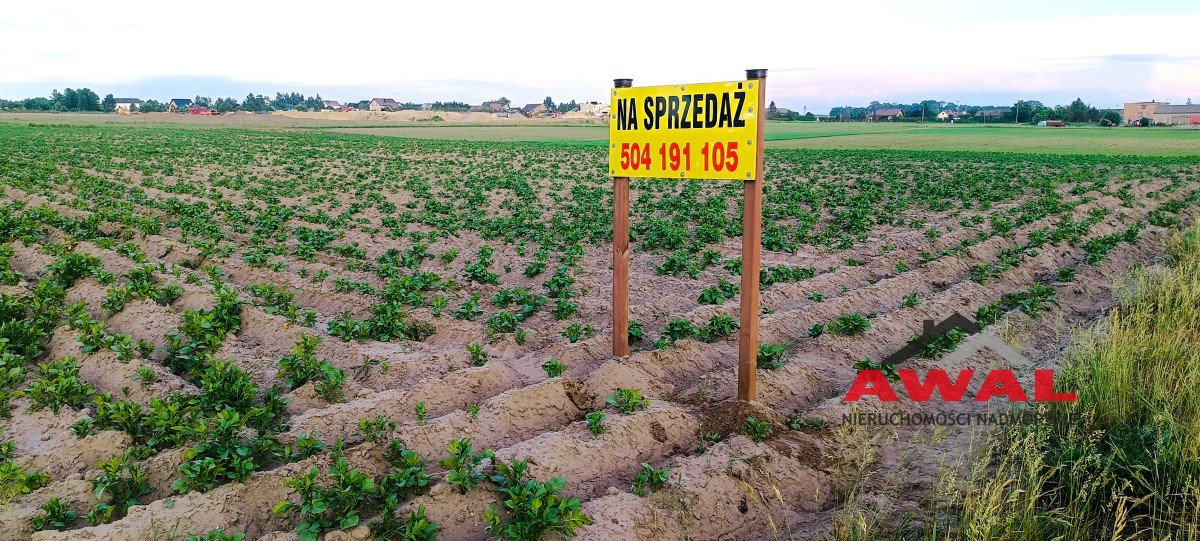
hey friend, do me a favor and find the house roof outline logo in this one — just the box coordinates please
[881,311,1029,367]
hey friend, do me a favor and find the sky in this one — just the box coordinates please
[1,0,1198,113]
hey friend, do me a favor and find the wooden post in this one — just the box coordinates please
[612,78,633,358]
[738,69,767,402]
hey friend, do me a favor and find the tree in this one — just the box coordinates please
[102,94,116,111]
[61,88,78,110]
[242,94,269,112]
[556,99,577,113]
[1065,98,1096,123]
[497,97,511,108]
[1013,101,1034,124]
[140,99,167,113]
[194,96,212,108]
[1101,110,1122,125]
[76,88,100,110]
[768,101,778,116]
[1031,105,1054,123]
[214,97,240,113]
[543,96,555,110]
[22,97,54,111]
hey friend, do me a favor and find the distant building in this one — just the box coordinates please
[975,108,1008,120]
[470,101,506,113]
[936,110,959,121]
[1122,101,1160,125]
[1122,101,1200,125]
[321,100,343,110]
[868,108,903,121]
[167,99,192,113]
[578,101,605,115]
[520,103,548,117]
[368,98,401,112]
[1152,103,1200,125]
[112,98,143,112]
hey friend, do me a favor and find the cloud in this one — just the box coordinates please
[2,2,1200,112]
[1150,62,1200,98]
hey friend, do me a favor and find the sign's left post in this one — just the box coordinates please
[612,78,633,358]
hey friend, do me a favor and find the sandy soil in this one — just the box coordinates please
[0,128,1196,540]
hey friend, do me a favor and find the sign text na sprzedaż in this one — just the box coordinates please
[609,80,758,180]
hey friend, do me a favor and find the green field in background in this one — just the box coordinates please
[328,122,1200,156]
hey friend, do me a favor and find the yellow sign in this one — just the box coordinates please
[609,80,759,180]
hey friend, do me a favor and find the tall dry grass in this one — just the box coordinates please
[925,225,1200,541]
[828,225,1200,540]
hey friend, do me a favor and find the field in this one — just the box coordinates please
[0,119,1198,541]
[8,111,1199,155]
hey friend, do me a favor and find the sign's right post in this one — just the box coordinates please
[737,68,767,402]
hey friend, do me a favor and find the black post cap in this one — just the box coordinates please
[613,79,633,88]
[745,69,768,79]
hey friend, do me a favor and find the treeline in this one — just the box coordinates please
[829,98,1121,124]
[0,88,103,111]
[0,90,328,113]
[1,88,608,115]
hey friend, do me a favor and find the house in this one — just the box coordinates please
[935,110,959,121]
[1122,101,1160,125]
[1150,103,1200,126]
[167,99,192,113]
[470,101,505,113]
[520,103,548,117]
[368,98,401,112]
[112,98,143,112]
[321,100,343,111]
[578,101,605,115]
[868,108,903,121]
[975,108,1008,120]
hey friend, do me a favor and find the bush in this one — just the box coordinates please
[485,459,593,540]
[371,501,439,541]
[277,335,345,402]
[86,454,149,525]
[438,438,492,494]
[604,388,649,414]
[829,312,870,336]
[0,460,50,505]
[274,453,375,541]
[742,416,772,442]
[586,411,605,435]
[27,357,95,414]
[172,408,277,494]
[757,343,787,369]
[31,496,77,531]
[542,358,567,378]
[198,359,258,413]
[631,463,669,497]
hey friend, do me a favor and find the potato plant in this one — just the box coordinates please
[485,458,593,540]
[1,120,1197,540]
